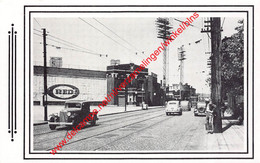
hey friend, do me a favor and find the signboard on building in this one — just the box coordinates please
[50,57,62,68]
[47,84,79,100]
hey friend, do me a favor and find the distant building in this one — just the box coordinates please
[106,63,164,106]
[147,72,165,106]
[167,83,196,101]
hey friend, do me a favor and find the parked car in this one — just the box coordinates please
[194,101,207,116]
[165,100,182,115]
[181,100,191,111]
[48,100,98,130]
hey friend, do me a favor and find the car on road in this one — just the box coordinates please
[181,100,191,111]
[48,100,98,130]
[194,101,207,116]
[165,100,182,115]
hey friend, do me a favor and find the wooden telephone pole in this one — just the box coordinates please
[42,28,48,121]
[201,18,222,133]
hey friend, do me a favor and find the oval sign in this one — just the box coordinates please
[47,84,80,100]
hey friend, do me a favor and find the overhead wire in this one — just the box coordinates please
[79,17,144,60]
[37,41,107,57]
[93,18,149,59]
[33,18,42,28]
[172,18,200,29]
[33,29,95,52]
[33,33,108,57]
[34,32,87,50]
[93,18,137,50]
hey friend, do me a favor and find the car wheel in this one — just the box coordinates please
[194,113,197,116]
[72,119,79,127]
[49,125,56,130]
[166,112,168,116]
[180,112,182,115]
[91,115,97,126]
[91,119,96,126]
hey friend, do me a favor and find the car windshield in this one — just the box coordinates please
[168,102,179,105]
[197,102,206,107]
[65,103,81,111]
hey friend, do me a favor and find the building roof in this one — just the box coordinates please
[107,63,148,73]
[34,66,106,79]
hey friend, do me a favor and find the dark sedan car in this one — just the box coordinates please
[194,101,207,116]
[48,100,98,130]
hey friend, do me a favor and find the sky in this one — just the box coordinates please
[33,13,245,94]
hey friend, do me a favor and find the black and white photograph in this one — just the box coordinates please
[0,2,258,162]
[28,6,252,158]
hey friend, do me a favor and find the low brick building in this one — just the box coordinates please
[33,66,107,105]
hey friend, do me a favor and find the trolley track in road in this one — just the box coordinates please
[45,111,171,151]
[93,114,174,151]
[35,109,164,145]
[34,108,164,137]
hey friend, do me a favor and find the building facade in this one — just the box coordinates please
[106,63,164,106]
[166,83,196,101]
[106,63,148,106]
[33,63,164,107]
[147,72,165,106]
[33,66,107,105]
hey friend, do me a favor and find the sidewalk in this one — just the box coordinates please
[203,119,245,151]
[33,105,164,125]
[183,110,245,151]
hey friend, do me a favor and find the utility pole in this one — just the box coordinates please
[42,28,48,121]
[201,18,222,133]
[178,45,186,100]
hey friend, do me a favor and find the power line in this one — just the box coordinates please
[46,43,108,57]
[33,29,95,52]
[33,33,107,57]
[43,42,108,57]
[48,34,95,53]
[93,18,148,58]
[93,18,140,51]
[172,18,200,29]
[33,28,42,33]
[34,32,89,51]
[34,18,42,28]
[79,17,143,60]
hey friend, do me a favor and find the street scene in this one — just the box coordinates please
[34,107,244,151]
[32,13,246,153]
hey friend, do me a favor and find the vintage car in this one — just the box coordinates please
[180,100,191,111]
[165,100,182,115]
[194,101,207,116]
[48,100,99,130]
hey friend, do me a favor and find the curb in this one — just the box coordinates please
[33,121,48,126]
[99,106,164,117]
[33,106,164,125]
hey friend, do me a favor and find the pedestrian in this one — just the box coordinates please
[205,103,216,134]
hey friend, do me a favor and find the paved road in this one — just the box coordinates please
[33,107,243,152]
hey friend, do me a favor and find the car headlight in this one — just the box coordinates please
[67,112,71,116]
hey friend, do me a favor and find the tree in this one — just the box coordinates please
[221,19,244,98]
